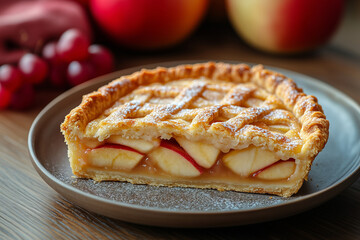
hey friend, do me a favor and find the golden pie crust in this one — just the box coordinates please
[61,62,329,197]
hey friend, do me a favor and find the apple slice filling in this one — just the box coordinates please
[86,144,144,170]
[252,159,296,180]
[107,136,159,153]
[83,137,297,180]
[175,137,220,168]
[149,139,204,177]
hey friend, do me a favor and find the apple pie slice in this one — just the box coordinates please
[61,62,329,197]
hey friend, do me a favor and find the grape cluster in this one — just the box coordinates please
[0,29,114,110]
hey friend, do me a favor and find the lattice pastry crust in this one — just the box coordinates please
[61,62,329,197]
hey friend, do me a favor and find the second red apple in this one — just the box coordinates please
[226,0,344,53]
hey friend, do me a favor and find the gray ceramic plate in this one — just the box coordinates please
[28,61,360,228]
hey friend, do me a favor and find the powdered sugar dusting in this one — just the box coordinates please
[55,173,290,211]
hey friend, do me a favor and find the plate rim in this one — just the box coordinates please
[28,61,360,220]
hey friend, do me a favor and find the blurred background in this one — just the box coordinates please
[0,0,359,110]
[1,1,360,239]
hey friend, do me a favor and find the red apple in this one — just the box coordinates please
[89,0,208,50]
[226,0,344,53]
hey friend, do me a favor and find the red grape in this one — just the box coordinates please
[49,64,68,88]
[0,85,12,109]
[88,44,114,76]
[57,29,90,62]
[19,53,48,84]
[10,83,35,110]
[0,64,23,92]
[42,41,62,65]
[67,60,94,86]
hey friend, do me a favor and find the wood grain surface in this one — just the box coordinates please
[1,5,360,240]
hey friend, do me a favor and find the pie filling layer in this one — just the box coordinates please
[77,136,300,183]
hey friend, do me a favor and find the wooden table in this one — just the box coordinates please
[1,11,360,240]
